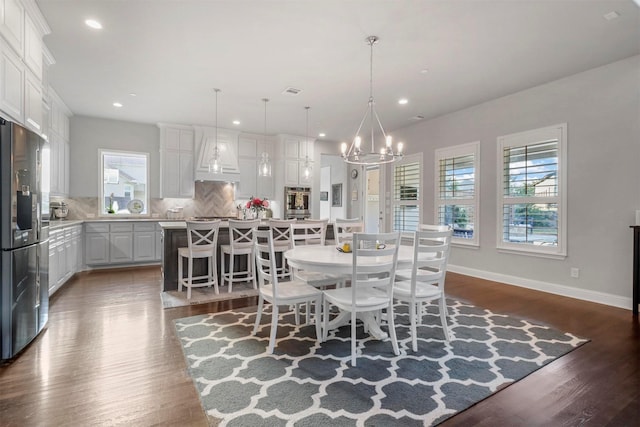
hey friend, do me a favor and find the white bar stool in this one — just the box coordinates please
[178,220,221,299]
[220,219,260,292]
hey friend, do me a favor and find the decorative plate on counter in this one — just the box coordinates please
[127,199,144,214]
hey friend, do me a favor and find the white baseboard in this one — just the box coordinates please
[448,264,632,311]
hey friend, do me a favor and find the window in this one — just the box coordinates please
[100,149,149,216]
[392,154,421,232]
[497,124,567,258]
[435,141,479,246]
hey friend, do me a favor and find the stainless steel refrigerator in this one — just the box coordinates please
[0,117,49,360]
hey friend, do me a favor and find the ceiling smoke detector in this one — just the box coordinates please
[282,87,303,96]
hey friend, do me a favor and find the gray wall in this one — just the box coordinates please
[389,55,640,307]
[69,116,160,198]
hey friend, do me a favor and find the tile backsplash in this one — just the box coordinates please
[55,181,238,220]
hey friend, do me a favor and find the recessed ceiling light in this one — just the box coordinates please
[318,133,326,137]
[232,120,240,125]
[113,102,123,108]
[398,98,408,105]
[85,19,102,30]
[129,93,137,97]
[420,68,429,74]
[603,11,620,21]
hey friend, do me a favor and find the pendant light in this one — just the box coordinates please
[301,106,312,182]
[258,98,272,177]
[208,88,222,174]
[341,36,404,165]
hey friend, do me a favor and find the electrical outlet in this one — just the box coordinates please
[570,268,580,278]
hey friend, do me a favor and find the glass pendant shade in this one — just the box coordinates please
[209,88,222,174]
[258,98,272,177]
[301,106,312,182]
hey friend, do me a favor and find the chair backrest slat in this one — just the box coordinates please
[269,219,296,247]
[254,229,278,298]
[335,218,364,244]
[409,227,453,290]
[228,219,260,249]
[290,220,328,247]
[186,220,221,252]
[351,232,401,299]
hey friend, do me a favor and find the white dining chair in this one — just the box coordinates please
[252,229,323,354]
[268,219,297,280]
[322,231,401,366]
[334,218,364,244]
[289,220,344,289]
[220,219,260,292]
[178,220,221,299]
[393,227,453,352]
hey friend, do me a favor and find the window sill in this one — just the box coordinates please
[497,247,567,260]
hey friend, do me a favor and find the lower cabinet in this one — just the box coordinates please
[84,221,162,267]
[49,224,82,295]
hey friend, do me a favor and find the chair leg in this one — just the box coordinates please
[439,296,450,342]
[253,295,264,335]
[411,301,418,352]
[351,310,357,367]
[228,253,235,293]
[387,304,400,356]
[177,254,183,292]
[323,299,330,341]
[250,251,257,289]
[314,297,322,343]
[294,303,300,326]
[210,256,219,295]
[220,251,226,289]
[268,304,279,354]
[187,257,193,300]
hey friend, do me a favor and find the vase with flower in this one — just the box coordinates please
[246,196,269,219]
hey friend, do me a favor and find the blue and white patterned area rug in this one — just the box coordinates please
[174,300,588,426]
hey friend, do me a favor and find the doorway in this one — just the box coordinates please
[364,166,382,233]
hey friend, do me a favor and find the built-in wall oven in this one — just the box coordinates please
[285,187,310,219]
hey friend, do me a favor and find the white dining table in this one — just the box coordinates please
[284,244,415,340]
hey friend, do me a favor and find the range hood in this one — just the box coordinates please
[193,126,240,181]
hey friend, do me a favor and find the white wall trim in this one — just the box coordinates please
[448,264,632,311]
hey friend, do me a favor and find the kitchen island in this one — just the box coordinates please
[159,220,335,292]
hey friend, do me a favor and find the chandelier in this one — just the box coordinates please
[341,36,404,165]
[301,106,312,182]
[208,88,222,174]
[258,98,272,177]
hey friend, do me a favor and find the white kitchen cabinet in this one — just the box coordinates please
[0,42,23,123]
[133,222,157,262]
[236,135,273,199]
[85,221,162,266]
[48,224,82,295]
[48,89,71,197]
[24,68,42,132]
[84,222,110,265]
[0,0,24,56]
[159,124,194,198]
[23,11,42,79]
[280,136,314,187]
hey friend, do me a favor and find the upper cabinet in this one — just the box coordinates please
[0,0,24,55]
[0,0,50,133]
[48,88,71,197]
[235,134,274,199]
[279,135,314,187]
[159,124,195,198]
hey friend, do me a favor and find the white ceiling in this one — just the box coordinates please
[37,0,640,144]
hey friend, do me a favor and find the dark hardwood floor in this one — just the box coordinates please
[1,267,638,426]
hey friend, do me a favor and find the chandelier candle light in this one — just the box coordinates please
[341,36,404,165]
[208,88,222,174]
[258,98,272,177]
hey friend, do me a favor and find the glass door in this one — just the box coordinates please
[364,166,382,233]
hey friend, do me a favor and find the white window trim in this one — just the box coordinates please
[99,149,151,218]
[496,123,567,259]
[434,141,480,247]
[391,153,422,232]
